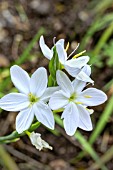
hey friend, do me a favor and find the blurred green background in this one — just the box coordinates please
[0,0,113,170]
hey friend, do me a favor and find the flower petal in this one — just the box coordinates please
[56,39,65,48]
[78,88,107,106]
[82,64,91,76]
[64,56,90,77]
[41,86,60,102]
[0,93,29,111]
[49,91,69,110]
[34,102,55,129]
[39,35,53,60]
[76,70,94,84]
[30,67,47,97]
[10,65,30,94]
[65,56,89,68]
[64,64,81,77]
[56,43,67,64]
[77,105,93,131]
[16,107,34,134]
[61,102,79,136]
[56,70,74,96]
[72,79,86,93]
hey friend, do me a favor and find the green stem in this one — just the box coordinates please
[89,146,113,170]
[0,145,19,170]
[0,122,40,144]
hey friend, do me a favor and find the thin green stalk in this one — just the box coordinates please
[89,95,113,144]
[54,114,108,170]
[92,0,113,16]
[93,22,113,56]
[0,145,19,170]
[88,146,113,170]
[15,27,45,65]
[79,13,113,51]
[75,131,107,170]
[0,122,40,144]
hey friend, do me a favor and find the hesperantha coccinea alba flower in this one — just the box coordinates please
[39,35,94,84]
[49,70,107,136]
[0,65,59,134]
[29,132,53,151]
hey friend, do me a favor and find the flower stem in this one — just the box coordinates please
[0,121,40,144]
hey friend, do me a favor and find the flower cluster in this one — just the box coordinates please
[0,35,107,140]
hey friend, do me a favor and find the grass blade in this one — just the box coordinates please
[15,27,45,65]
[0,145,19,170]
[88,146,113,170]
[89,95,113,144]
[54,114,108,170]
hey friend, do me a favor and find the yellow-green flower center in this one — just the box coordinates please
[69,93,76,102]
[28,93,39,105]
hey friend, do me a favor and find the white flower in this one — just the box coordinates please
[39,35,93,84]
[30,132,52,151]
[49,70,107,136]
[0,65,58,133]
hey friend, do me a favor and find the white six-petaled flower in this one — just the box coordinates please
[39,35,94,84]
[0,65,58,134]
[49,70,107,136]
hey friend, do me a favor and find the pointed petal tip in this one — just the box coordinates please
[50,124,55,130]
[81,55,90,62]
[39,35,53,60]
[104,93,108,102]
[10,65,19,72]
[42,119,55,130]
[65,130,75,136]
[40,35,44,38]
[78,123,93,131]
[56,39,65,47]
[39,35,45,47]
[39,35,44,41]
[16,128,22,134]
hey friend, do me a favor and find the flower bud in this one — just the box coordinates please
[29,132,53,151]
